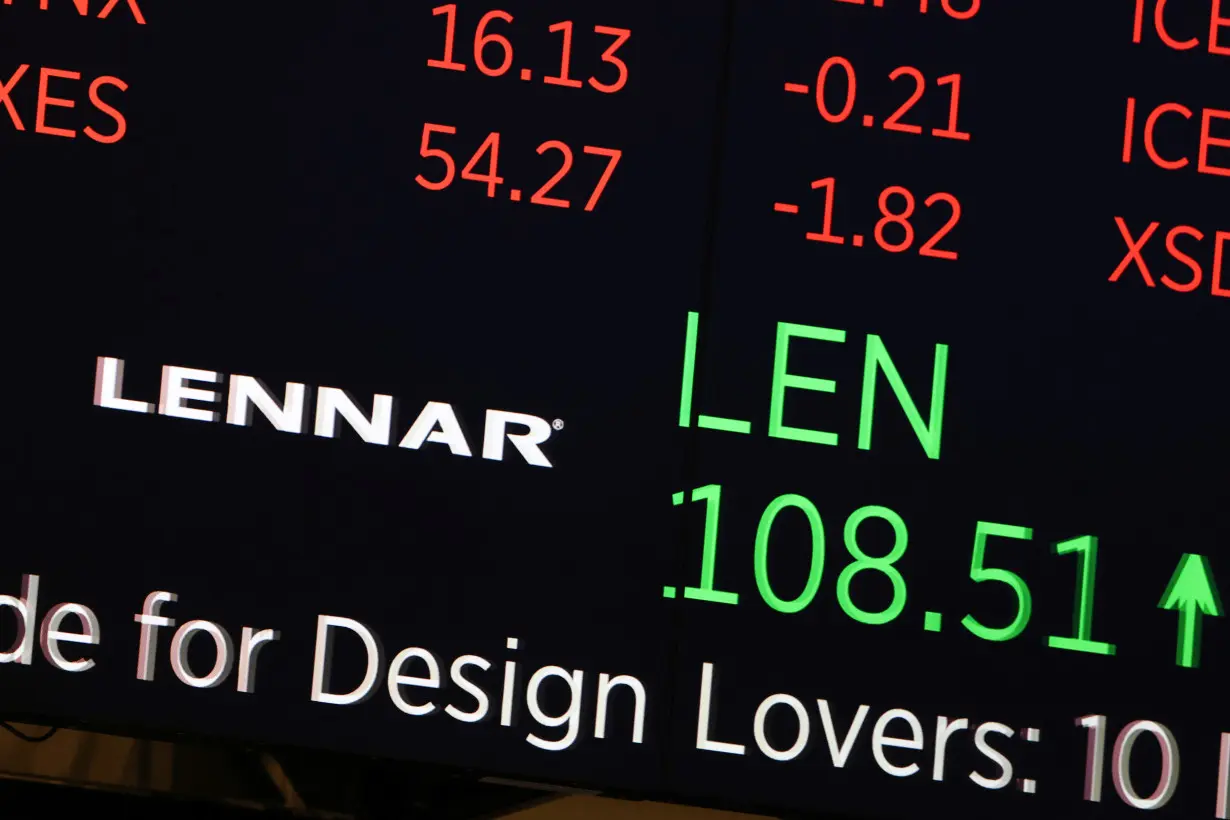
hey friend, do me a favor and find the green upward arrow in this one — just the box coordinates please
[1159,553,1223,669]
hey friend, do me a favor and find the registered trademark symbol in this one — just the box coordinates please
[552,419,565,431]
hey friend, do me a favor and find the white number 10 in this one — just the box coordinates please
[1079,715,1180,810]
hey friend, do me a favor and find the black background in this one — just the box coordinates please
[4,1,1229,818]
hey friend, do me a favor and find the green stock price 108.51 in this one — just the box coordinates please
[661,483,1224,670]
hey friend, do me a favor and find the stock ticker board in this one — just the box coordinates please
[3,1,1229,818]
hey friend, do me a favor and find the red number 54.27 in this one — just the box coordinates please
[414,122,623,212]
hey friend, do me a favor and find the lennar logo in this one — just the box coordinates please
[92,356,557,468]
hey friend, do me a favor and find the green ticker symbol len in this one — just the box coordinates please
[1159,553,1224,669]
[924,612,943,632]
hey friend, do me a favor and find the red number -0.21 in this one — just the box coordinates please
[786,57,971,142]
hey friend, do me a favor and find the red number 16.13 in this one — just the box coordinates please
[429,4,631,94]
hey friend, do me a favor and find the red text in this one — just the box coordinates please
[1110,216,1230,297]
[1,0,145,24]
[415,122,623,212]
[1132,0,1229,56]
[0,64,128,143]
[774,177,962,261]
[1122,97,1230,178]
[429,4,630,94]
[786,57,970,142]
[832,0,980,20]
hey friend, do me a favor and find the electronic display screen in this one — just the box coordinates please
[4,2,1229,818]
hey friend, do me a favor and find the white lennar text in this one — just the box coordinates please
[92,356,556,467]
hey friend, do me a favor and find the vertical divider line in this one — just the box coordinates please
[661,0,741,793]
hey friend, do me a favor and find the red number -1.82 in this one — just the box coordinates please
[776,177,962,260]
